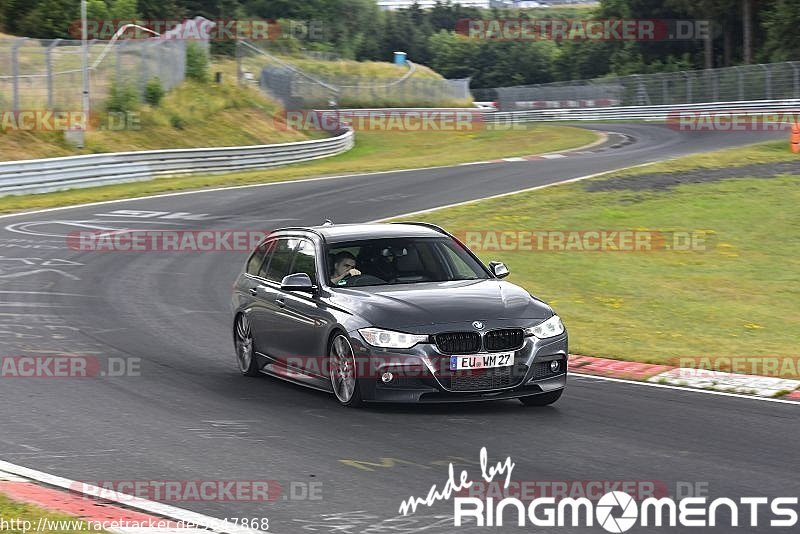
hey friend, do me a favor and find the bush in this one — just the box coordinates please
[186,42,210,83]
[144,77,165,106]
[106,81,139,114]
[169,114,186,129]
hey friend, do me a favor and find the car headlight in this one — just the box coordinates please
[358,327,428,349]
[524,315,565,339]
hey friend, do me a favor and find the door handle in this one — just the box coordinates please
[249,287,258,296]
[275,297,286,307]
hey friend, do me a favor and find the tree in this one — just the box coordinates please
[110,0,140,19]
[18,0,80,38]
[761,0,800,61]
[742,0,753,64]
[137,0,183,19]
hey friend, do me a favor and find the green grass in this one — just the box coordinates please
[605,139,796,176]
[0,493,107,534]
[228,51,473,107]
[276,58,444,80]
[0,78,309,161]
[226,53,445,81]
[396,141,800,368]
[0,125,598,213]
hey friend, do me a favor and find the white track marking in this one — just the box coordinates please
[571,373,800,405]
[0,291,95,297]
[0,460,268,534]
[370,163,656,222]
[647,368,800,397]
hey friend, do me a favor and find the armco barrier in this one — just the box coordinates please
[0,128,354,196]
[485,99,800,122]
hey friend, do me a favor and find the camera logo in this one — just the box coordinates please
[596,491,638,533]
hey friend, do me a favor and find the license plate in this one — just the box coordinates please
[450,352,514,371]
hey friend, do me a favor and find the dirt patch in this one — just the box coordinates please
[585,161,800,192]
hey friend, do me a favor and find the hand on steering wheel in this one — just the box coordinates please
[342,268,361,280]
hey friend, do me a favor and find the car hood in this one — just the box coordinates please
[328,279,552,329]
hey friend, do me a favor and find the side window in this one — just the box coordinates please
[261,238,296,282]
[290,239,318,284]
[246,239,274,275]
[439,243,479,279]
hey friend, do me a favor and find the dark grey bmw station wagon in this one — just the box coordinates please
[231,222,567,407]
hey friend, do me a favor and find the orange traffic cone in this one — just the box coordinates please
[791,123,800,153]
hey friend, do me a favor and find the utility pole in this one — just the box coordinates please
[80,0,89,148]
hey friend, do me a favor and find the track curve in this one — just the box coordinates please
[0,124,797,533]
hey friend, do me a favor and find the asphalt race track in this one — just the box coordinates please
[0,124,797,533]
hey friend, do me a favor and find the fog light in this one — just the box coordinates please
[550,360,560,372]
[381,372,394,383]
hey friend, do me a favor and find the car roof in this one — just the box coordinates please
[275,223,446,243]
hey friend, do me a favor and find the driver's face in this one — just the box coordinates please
[336,258,356,276]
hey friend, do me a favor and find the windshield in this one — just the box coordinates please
[326,237,490,287]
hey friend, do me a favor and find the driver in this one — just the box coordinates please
[330,251,361,285]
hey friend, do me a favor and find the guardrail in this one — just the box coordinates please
[0,128,354,196]
[485,99,800,122]
[3,99,796,197]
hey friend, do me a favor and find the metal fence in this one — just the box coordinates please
[495,62,800,111]
[0,37,191,113]
[237,41,471,108]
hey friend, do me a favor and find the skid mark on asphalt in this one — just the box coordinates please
[339,456,479,473]
[0,312,107,355]
[292,511,464,534]
[0,449,121,461]
[183,420,282,441]
[0,238,63,250]
[0,256,84,281]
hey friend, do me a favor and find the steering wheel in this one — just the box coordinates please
[337,273,386,286]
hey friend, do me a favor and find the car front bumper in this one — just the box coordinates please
[348,330,568,403]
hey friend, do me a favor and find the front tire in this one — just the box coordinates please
[519,389,563,406]
[234,314,260,377]
[329,333,363,407]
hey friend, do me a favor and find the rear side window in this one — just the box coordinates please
[246,240,274,275]
[261,238,297,282]
[290,239,318,284]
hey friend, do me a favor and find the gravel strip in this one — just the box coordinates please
[586,160,800,191]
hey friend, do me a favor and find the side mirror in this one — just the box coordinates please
[280,273,315,292]
[488,261,510,278]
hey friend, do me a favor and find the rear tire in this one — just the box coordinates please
[328,333,363,408]
[234,314,260,377]
[519,389,563,406]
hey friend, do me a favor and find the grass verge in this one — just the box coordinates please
[0,493,107,534]
[0,79,309,162]
[396,140,800,368]
[0,125,598,214]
